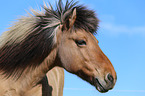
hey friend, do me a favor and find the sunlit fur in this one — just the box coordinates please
[0,0,116,95]
[0,67,64,96]
[24,67,64,96]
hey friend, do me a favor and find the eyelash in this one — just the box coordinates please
[75,40,86,46]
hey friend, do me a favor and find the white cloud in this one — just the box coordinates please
[99,22,145,36]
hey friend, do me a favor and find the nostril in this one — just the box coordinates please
[107,73,114,83]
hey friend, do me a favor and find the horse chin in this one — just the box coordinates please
[90,78,109,93]
[76,70,110,93]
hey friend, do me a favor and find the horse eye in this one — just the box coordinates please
[75,40,86,46]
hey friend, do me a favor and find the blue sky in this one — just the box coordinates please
[0,0,145,96]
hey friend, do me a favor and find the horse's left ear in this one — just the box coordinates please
[69,8,77,29]
[60,8,76,31]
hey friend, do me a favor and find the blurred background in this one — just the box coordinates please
[0,0,145,96]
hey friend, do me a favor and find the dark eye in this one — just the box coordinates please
[75,40,86,46]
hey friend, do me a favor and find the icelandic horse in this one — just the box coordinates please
[0,0,117,95]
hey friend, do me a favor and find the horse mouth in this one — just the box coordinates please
[91,78,108,93]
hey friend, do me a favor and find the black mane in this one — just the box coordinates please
[0,0,99,78]
[43,0,99,33]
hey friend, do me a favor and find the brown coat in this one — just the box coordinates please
[25,67,64,96]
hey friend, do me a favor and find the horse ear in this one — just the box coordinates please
[60,8,76,31]
[69,8,77,29]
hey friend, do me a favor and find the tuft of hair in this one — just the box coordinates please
[0,0,99,79]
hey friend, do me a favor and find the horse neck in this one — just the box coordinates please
[16,48,58,93]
